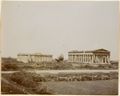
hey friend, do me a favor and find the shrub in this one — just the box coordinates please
[10,72,37,88]
[2,63,19,71]
[3,71,52,94]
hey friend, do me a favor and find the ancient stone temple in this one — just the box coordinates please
[17,53,53,63]
[68,49,110,64]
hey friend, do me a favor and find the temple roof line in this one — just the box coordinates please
[17,53,52,56]
[68,48,110,53]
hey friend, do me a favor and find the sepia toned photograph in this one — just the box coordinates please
[1,1,119,95]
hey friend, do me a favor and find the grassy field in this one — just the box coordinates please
[44,79,118,95]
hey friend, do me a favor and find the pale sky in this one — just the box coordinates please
[1,1,119,60]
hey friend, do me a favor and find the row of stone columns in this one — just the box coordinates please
[69,54,93,63]
[18,55,53,63]
[94,55,110,64]
[69,54,110,64]
[29,55,52,63]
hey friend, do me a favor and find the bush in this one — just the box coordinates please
[2,71,52,94]
[10,72,37,88]
[1,57,21,71]
[2,63,19,71]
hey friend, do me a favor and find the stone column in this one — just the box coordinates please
[47,56,48,62]
[72,55,74,62]
[82,54,83,63]
[43,56,45,62]
[99,56,101,63]
[43,56,44,62]
[69,55,70,62]
[46,56,47,62]
[94,55,96,63]
[74,55,76,62]
[44,56,46,62]
[89,55,91,63]
[86,54,87,63]
[90,55,92,63]
[104,56,106,63]
[70,55,72,62]
[85,54,86,63]
[78,55,79,62]
[82,55,83,63]
[73,55,75,62]
[92,55,95,64]
[89,55,90,63]
[105,56,107,63]
[69,55,71,62]
[108,55,110,63]
[95,55,97,63]
[83,55,84,63]
[48,56,49,62]
[71,55,72,62]
[83,54,85,63]
[87,55,89,63]
[101,56,103,63]
[84,54,85,63]
[78,55,80,62]
[102,57,104,63]
[73,55,74,62]
[76,55,78,62]
[42,56,43,62]
[80,55,81,62]
[88,55,90,63]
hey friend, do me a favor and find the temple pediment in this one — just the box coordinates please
[93,49,110,53]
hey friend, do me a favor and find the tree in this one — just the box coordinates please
[55,54,64,62]
[58,54,64,61]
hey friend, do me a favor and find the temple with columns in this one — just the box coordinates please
[17,53,53,63]
[68,49,110,64]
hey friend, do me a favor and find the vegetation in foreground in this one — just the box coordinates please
[1,71,52,94]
